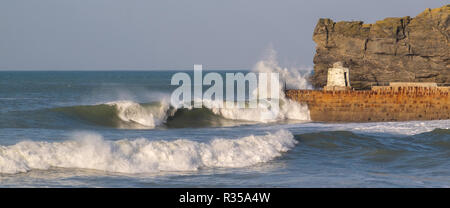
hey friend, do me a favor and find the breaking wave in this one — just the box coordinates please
[53,101,171,129]
[53,99,309,129]
[0,129,296,174]
[51,48,311,129]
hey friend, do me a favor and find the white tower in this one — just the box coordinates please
[324,62,351,91]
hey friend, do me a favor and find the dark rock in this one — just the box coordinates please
[312,5,449,89]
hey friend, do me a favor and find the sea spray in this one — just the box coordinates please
[252,47,312,90]
[250,47,312,121]
[106,100,171,128]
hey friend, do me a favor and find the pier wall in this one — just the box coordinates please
[285,87,450,122]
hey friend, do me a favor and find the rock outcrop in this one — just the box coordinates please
[312,5,450,89]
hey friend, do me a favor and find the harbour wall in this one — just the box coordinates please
[285,86,450,122]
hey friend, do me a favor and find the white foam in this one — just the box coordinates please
[282,119,450,136]
[99,97,309,128]
[252,47,312,90]
[206,99,310,123]
[106,100,170,128]
[0,129,296,174]
[247,47,311,121]
[349,120,450,135]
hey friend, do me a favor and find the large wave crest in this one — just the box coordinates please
[0,130,296,174]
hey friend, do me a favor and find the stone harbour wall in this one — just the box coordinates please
[285,87,450,122]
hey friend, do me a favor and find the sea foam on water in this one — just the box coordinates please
[0,129,296,174]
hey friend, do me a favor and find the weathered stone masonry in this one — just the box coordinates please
[285,87,449,122]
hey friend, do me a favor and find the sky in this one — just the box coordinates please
[0,0,447,70]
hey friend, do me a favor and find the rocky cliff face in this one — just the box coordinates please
[312,5,449,89]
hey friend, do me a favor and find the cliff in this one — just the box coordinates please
[312,5,450,89]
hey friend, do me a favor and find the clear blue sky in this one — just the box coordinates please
[0,0,446,70]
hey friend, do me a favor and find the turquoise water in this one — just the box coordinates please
[0,71,449,187]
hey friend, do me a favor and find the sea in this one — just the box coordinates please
[0,71,449,187]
